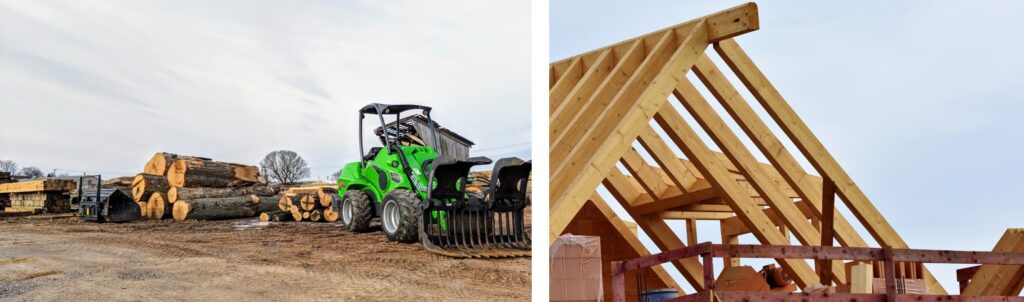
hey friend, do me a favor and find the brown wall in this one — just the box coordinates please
[560,201,670,302]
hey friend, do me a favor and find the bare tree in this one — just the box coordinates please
[18,166,44,179]
[259,150,310,184]
[0,160,17,174]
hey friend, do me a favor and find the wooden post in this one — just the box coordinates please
[686,219,698,246]
[819,176,836,285]
[611,260,626,302]
[883,246,898,302]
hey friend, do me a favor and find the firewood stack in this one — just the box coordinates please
[131,152,278,221]
[261,186,339,223]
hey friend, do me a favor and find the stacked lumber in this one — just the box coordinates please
[0,179,75,213]
[132,152,276,220]
[263,187,339,223]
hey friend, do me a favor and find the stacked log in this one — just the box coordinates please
[132,152,276,221]
[263,187,339,223]
[172,195,278,222]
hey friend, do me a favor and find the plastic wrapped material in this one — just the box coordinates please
[550,234,603,301]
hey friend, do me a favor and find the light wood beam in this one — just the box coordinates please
[551,48,614,118]
[550,2,758,71]
[674,72,847,284]
[637,126,700,193]
[714,38,945,294]
[691,53,867,249]
[549,56,584,110]
[685,219,698,246]
[620,148,671,199]
[552,22,710,214]
[659,211,734,220]
[551,37,647,159]
[631,186,718,216]
[604,169,707,290]
[654,102,818,288]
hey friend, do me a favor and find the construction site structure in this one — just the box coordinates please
[548,2,1023,301]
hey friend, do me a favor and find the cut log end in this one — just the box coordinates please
[147,192,170,219]
[323,208,339,222]
[309,209,322,222]
[172,201,191,222]
[259,212,271,222]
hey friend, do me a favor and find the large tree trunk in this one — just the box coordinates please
[168,186,275,203]
[167,159,267,188]
[172,196,259,221]
[143,152,212,176]
[147,192,171,219]
[250,195,279,214]
[131,173,169,203]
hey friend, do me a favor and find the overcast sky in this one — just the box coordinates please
[553,0,1024,293]
[0,0,530,179]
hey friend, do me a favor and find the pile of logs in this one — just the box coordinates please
[131,152,277,221]
[260,186,340,223]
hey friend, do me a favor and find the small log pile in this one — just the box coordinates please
[132,152,277,220]
[261,186,339,223]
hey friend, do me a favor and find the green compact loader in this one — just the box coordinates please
[336,103,531,258]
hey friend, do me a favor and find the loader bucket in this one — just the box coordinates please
[420,156,532,258]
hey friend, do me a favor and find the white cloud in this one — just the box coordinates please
[0,0,531,178]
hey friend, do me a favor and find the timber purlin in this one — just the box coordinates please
[551,1,1020,298]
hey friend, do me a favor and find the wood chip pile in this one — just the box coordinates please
[131,152,278,221]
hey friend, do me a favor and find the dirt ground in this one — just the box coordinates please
[0,208,531,302]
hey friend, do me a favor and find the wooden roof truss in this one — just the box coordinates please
[550,3,953,294]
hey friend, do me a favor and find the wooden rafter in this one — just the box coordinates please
[549,2,959,295]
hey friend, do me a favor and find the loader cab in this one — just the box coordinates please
[358,103,438,167]
[348,103,441,203]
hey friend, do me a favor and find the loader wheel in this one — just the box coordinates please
[381,189,420,243]
[343,190,373,232]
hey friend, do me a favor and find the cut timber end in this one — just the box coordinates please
[132,173,169,203]
[289,206,303,221]
[299,194,318,211]
[323,208,339,222]
[147,192,170,220]
[172,201,190,222]
[302,211,311,219]
[259,212,271,222]
[145,152,212,176]
[309,209,322,222]
[278,195,293,212]
[319,193,334,208]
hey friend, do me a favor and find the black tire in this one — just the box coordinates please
[381,189,420,243]
[344,190,373,232]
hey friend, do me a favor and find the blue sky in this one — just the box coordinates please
[0,0,530,179]
[553,0,1024,293]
